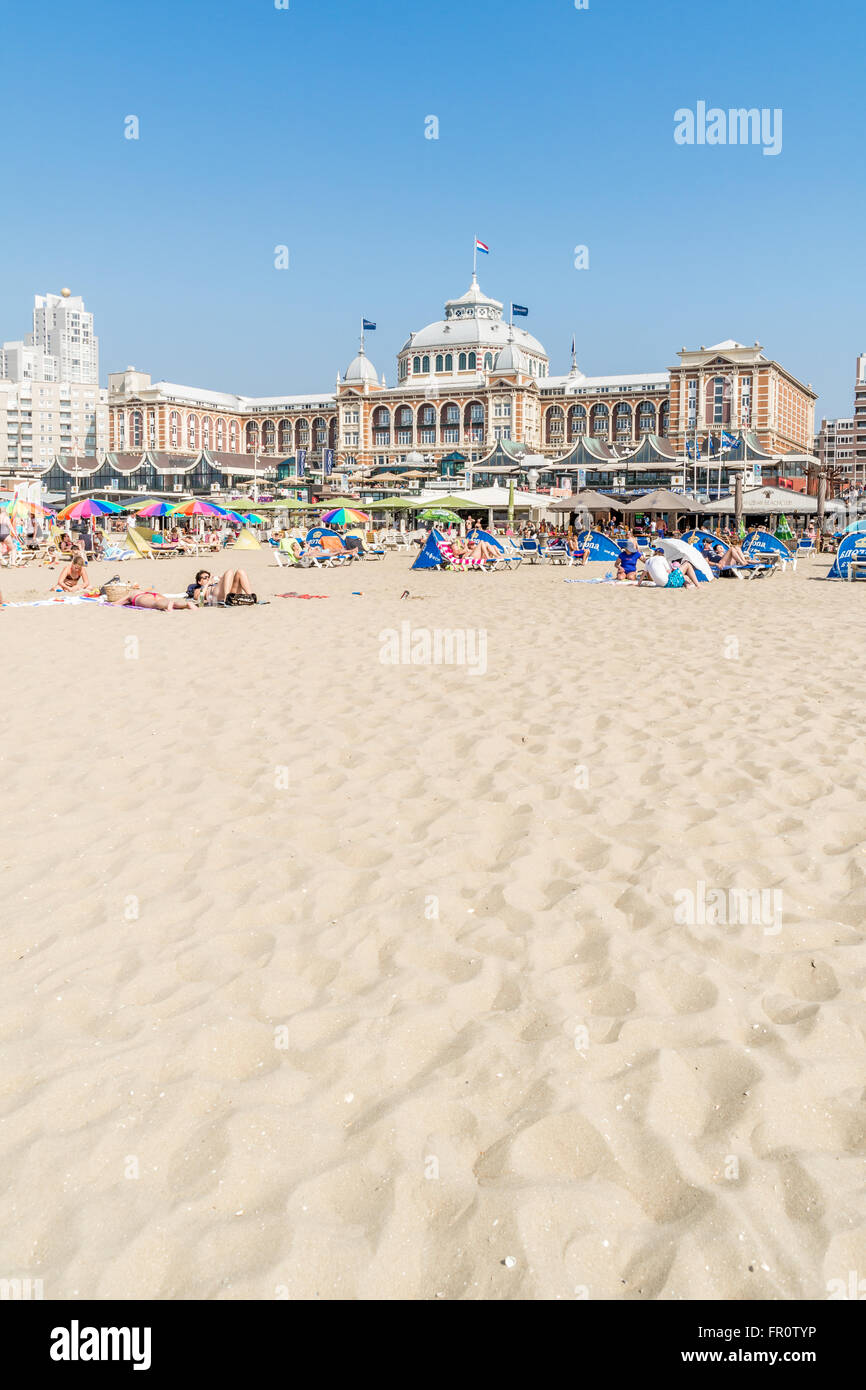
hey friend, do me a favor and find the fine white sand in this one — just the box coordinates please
[1,548,865,1300]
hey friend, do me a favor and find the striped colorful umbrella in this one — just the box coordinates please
[169,500,228,518]
[57,498,125,520]
[130,501,176,517]
[321,507,370,526]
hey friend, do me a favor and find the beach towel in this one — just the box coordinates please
[276,592,329,599]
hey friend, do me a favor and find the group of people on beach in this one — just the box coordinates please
[49,557,256,610]
[613,535,750,588]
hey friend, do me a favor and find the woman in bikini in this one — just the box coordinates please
[53,556,90,593]
[111,585,196,611]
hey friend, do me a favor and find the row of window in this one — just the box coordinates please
[399,352,549,379]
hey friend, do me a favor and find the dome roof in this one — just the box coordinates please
[400,277,547,358]
[344,348,379,384]
[493,343,529,374]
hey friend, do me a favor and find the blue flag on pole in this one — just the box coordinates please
[296,448,306,479]
[721,430,738,450]
[362,319,376,331]
[323,448,334,477]
[511,304,529,317]
[686,440,701,460]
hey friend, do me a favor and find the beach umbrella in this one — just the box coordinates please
[775,513,795,543]
[130,500,176,517]
[657,536,714,582]
[419,507,462,524]
[321,506,371,525]
[418,494,487,510]
[57,498,124,520]
[169,499,228,517]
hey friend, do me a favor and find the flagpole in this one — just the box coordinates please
[473,235,477,280]
[360,316,365,354]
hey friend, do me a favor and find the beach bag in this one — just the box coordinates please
[225,592,256,606]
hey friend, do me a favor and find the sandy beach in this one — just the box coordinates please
[1,548,865,1301]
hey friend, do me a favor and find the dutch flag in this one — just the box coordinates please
[475,239,489,254]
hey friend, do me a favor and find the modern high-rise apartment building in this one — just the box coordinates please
[28,291,98,384]
[0,290,106,470]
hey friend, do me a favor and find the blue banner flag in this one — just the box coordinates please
[296,448,306,479]
[686,440,701,460]
[323,448,334,476]
[721,430,738,450]
[362,319,376,331]
[511,304,529,317]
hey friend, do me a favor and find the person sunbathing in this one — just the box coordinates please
[191,568,257,604]
[464,538,500,561]
[54,556,90,593]
[712,541,749,568]
[111,585,196,611]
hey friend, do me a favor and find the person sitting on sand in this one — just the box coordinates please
[640,547,700,589]
[189,568,257,605]
[53,555,90,593]
[614,537,643,582]
[111,585,196,611]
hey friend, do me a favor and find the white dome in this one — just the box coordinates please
[400,277,547,359]
[493,343,529,373]
[344,349,379,384]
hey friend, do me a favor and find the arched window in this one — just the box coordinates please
[130,410,142,448]
[245,422,259,453]
[296,419,310,445]
[614,403,632,440]
[545,406,565,445]
[312,417,327,447]
[187,414,198,450]
[568,405,586,439]
[278,420,292,452]
[435,354,443,372]
[202,416,213,448]
[468,352,476,371]
[262,419,276,452]
[637,401,655,435]
[659,400,670,435]
[484,352,493,370]
[170,411,180,448]
[464,401,484,443]
[413,356,421,374]
[372,406,391,446]
[590,404,609,437]
[418,403,436,444]
[422,355,430,373]
[459,352,467,370]
[216,418,226,450]
[445,353,453,371]
[396,405,413,445]
[440,402,460,444]
[229,421,238,452]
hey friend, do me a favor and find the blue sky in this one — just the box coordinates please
[2,0,862,417]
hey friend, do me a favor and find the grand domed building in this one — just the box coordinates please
[96,269,816,497]
[335,274,669,473]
